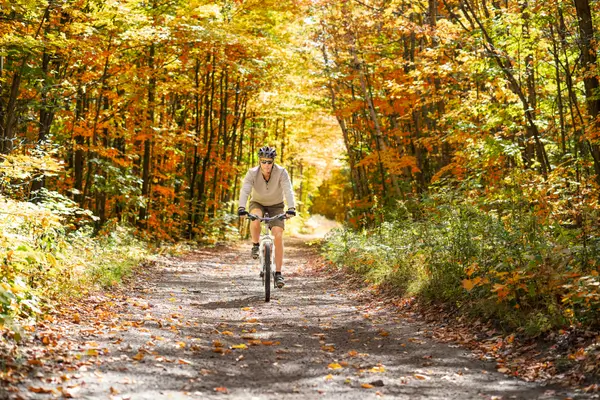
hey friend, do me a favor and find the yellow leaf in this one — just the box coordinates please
[46,253,57,267]
[370,365,385,373]
[222,331,234,336]
[132,353,144,361]
[321,345,335,352]
[328,362,343,370]
[110,387,120,395]
[86,349,99,356]
[231,344,248,350]
[241,307,253,311]
[325,374,334,380]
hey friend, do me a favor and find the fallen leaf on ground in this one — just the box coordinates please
[231,344,248,350]
[214,387,228,393]
[370,365,385,373]
[361,383,374,389]
[29,386,55,394]
[328,363,343,370]
[61,387,80,398]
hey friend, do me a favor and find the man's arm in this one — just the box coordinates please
[280,168,296,209]
[238,170,254,209]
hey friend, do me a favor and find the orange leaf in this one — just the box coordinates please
[214,387,228,393]
[29,386,55,394]
[462,279,475,292]
[361,383,374,389]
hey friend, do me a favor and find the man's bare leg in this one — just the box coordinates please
[272,226,284,273]
[250,208,263,244]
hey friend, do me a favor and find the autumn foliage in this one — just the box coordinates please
[3,0,600,338]
[313,0,600,333]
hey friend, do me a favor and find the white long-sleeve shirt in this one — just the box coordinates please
[238,164,296,209]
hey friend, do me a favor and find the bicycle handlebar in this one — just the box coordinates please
[246,213,288,222]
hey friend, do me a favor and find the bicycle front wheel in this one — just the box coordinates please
[263,245,271,302]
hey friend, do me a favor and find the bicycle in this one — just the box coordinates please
[246,212,288,302]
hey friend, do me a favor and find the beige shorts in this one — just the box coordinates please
[249,201,285,229]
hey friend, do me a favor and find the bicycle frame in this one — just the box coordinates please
[247,212,287,302]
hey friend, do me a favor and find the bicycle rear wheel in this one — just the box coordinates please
[263,245,271,302]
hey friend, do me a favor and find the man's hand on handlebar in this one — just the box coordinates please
[286,208,296,217]
[237,207,248,216]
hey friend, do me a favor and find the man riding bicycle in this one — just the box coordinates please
[237,146,296,288]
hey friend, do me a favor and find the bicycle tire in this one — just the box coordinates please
[264,245,271,302]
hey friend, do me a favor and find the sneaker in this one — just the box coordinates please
[251,244,259,259]
[275,273,285,288]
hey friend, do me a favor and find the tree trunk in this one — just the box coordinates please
[138,42,156,227]
[573,0,600,183]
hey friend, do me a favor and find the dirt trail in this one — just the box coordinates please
[9,237,585,399]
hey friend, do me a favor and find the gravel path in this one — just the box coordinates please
[11,237,584,399]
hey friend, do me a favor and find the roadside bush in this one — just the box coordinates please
[322,198,600,335]
[0,193,150,342]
